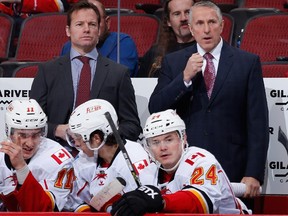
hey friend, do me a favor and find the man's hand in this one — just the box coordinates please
[241,177,261,198]
[55,124,69,140]
[111,185,164,216]
[183,53,203,82]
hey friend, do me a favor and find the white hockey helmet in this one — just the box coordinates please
[67,99,118,150]
[5,99,47,137]
[143,109,186,139]
[143,109,187,172]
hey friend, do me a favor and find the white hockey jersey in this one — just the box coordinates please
[65,140,152,212]
[0,138,73,211]
[140,146,243,214]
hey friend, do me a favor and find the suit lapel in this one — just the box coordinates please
[209,42,233,102]
[59,55,74,108]
[184,45,197,59]
[90,55,109,98]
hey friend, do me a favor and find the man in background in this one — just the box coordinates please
[30,1,141,155]
[61,0,139,77]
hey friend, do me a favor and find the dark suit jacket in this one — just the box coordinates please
[149,42,269,183]
[30,54,141,142]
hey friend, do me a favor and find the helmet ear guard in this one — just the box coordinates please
[5,99,47,137]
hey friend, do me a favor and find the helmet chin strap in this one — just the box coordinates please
[157,139,188,173]
[87,134,107,151]
[93,149,98,161]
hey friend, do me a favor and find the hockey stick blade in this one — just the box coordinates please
[90,177,126,211]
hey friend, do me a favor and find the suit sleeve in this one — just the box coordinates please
[30,64,58,140]
[117,70,142,141]
[149,55,193,113]
[245,55,269,184]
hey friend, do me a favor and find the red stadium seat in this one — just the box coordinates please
[239,13,288,62]
[230,8,280,47]
[109,14,160,57]
[195,0,239,13]
[0,13,67,77]
[103,0,162,13]
[14,12,67,62]
[12,63,39,78]
[241,0,288,12]
[0,13,14,60]
[261,62,288,77]
[221,13,234,45]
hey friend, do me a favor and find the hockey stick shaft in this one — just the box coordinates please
[104,111,141,187]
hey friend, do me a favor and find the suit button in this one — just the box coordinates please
[204,131,208,136]
[207,109,211,112]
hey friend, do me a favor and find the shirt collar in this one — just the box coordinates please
[70,47,98,61]
[197,37,223,62]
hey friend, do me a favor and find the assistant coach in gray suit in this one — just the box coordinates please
[149,1,269,199]
[30,2,141,147]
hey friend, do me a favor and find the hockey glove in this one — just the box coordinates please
[111,185,164,216]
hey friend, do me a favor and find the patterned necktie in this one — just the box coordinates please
[203,53,216,99]
[75,56,91,107]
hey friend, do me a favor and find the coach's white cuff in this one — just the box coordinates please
[184,80,192,87]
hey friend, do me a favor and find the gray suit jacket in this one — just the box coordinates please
[30,54,141,142]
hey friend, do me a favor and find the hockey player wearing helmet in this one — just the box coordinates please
[111,109,250,215]
[0,99,73,212]
[64,99,152,212]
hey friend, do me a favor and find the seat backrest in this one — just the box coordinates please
[194,0,238,12]
[15,13,68,62]
[103,0,161,13]
[221,13,234,45]
[230,8,280,47]
[239,13,288,62]
[261,62,288,77]
[241,0,288,12]
[210,0,236,3]
[194,0,236,3]
[0,13,14,59]
[12,63,39,78]
[109,14,160,57]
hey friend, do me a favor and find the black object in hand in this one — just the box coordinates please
[111,185,164,216]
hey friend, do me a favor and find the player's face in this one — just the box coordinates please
[66,130,94,157]
[167,0,194,43]
[11,129,42,160]
[77,139,94,157]
[148,131,183,171]
[189,6,223,53]
[66,8,100,55]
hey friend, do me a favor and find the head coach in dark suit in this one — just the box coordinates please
[30,1,141,151]
[149,0,269,199]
